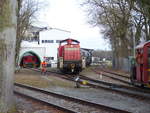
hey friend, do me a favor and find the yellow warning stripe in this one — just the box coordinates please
[146,84,150,88]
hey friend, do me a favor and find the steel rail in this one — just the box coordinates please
[92,68,150,91]
[81,80,150,100]
[92,69,131,85]
[23,68,150,99]
[96,68,130,79]
[79,74,150,94]
[14,91,76,113]
[15,83,131,113]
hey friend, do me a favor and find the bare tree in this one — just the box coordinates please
[83,0,134,69]
[83,0,150,70]
[16,0,42,66]
[93,50,112,60]
[134,0,150,40]
[0,0,17,112]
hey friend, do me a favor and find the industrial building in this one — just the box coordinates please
[19,26,71,67]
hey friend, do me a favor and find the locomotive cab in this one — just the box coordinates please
[131,41,150,87]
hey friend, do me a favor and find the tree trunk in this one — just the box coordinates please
[0,0,17,112]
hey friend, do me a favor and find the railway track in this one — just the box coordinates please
[97,68,130,79]
[91,68,131,85]
[78,74,150,98]
[24,68,150,100]
[15,91,74,113]
[92,68,150,90]
[15,83,130,113]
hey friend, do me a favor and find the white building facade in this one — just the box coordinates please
[19,27,71,67]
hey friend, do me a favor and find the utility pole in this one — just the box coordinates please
[133,28,136,58]
[0,0,17,112]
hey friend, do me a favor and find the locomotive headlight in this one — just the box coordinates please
[71,64,75,68]
[60,57,63,61]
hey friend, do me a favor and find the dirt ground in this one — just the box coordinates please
[15,68,150,113]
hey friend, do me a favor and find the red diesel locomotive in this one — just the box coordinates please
[22,55,39,68]
[57,38,86,74]
[131,41,150,87]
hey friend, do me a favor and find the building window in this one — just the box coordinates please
[48,40,54,43]
[56,40,62,43]
[45,40,48,43]
[42,40,44,43]
[45,57,54,62]
[50,57,54,60]
[41,40,54,43]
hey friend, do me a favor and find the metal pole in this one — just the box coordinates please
[133,36,135,58]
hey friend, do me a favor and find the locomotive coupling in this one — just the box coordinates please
[71,64,75,68]
[71,64,75,72]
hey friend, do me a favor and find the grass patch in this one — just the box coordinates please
[15,75,51,88]
[81,66,95,74]
[15,69,75,88]
[46,76,75,88]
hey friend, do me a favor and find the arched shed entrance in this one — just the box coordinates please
[20,51,41,68]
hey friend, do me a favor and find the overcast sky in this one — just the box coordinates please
[36,0,110,50]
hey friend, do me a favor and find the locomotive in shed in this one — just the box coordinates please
[131,41,150,87]
[20,53,40,68]
[57,38,86,74]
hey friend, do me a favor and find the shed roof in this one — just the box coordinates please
[136,40,150,49]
